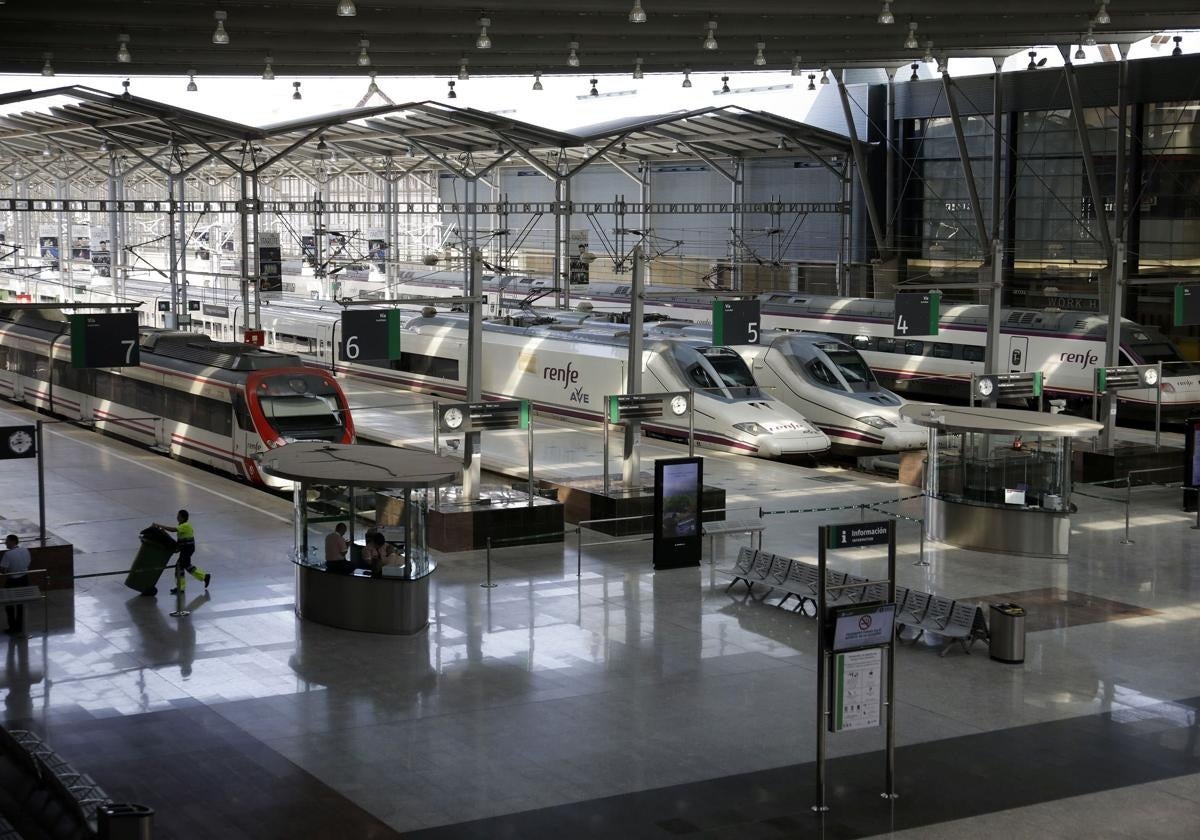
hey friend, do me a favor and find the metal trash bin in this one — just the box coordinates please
[989,603,1026,664]
[97,803,154,840]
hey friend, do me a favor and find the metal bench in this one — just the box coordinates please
[932,602,990,657]
[896,590,931,634]
[907,595,955,642]
[716,546,758,591]
[702,519,765,564]
[777,561,821,614]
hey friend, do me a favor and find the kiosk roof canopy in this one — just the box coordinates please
[259,442,461,488]
[900,404,1105,438]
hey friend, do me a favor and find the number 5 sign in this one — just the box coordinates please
[712,299,761,345]
[893,291,941,338]
[339,309,402,362]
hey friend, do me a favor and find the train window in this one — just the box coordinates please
[903,340,924,355]
[876,337,896,353]
[232,393,254,431]
[807,359,839,387]
[851,335,871,350]
[394,351,459,380]
[962,345,985,362]
[931,343,953,359]
[687,364,719,391]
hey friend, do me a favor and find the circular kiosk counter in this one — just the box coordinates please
[900,404,1102,558]
[259,442,460,635]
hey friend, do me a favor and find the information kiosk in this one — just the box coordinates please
[901,404,1102,558]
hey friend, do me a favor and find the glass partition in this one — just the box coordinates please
[930,427,1071,511]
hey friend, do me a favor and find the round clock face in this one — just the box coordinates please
[443,407,464,430]
[7,430,33,455]
[670,395,689,416]
[1143,367,1159,387]
[976,378,995,397]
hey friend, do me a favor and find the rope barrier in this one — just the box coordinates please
[759,492,925,518]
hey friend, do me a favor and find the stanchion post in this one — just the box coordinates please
[602,415,610,497]
[1092,369,1099,423]
[576,526,583,576]
[432,400,440,455]
[527,413,534,507]
[1121,476,1134,545]
[813,525,829,813]
[688,389,696,458]
[1154,362,1163,451]
[36,420,46,547]
[481,536,497,588]
[914,520,929,566]
[883,519,898,800]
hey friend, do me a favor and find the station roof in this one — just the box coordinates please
[0,86,851,177]
[1,2,1197,77]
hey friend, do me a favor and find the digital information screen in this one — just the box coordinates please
[829,602,897,652]
[653,456,704,570]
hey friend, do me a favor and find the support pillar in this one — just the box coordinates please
[107,155,121,300]
[167,174,179,327]
[463,248,484,500]
[622,247,646,489]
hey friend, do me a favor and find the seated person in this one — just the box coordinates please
[361,531,394,575]
[324,523,349,570]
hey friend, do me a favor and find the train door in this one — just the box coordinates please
[1008,336,1029,372]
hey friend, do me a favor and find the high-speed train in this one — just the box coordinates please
[197,300,831,458]
[385,270,1200,422]
[0,307,355,489]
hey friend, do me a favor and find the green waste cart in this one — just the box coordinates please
[124,526,177,596]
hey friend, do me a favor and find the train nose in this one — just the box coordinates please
[881,426,927,451]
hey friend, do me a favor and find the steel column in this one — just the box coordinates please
[836,76,888,258]
[622,247,645,489]
[984,61,1005,393]
[941,71,989,251]
[1062,55,1113,256]
[463,247,484,500]
[885,72,896,252]
[107,155,121,299]
[1101,50,1130,450]
[167,174,179,326]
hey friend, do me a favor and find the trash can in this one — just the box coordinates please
[124,527,178,597]
[97,803,154,840]
[989,603,1026,664]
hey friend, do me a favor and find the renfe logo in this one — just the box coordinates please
[543,362,580,389]
[1060,350,1099,369]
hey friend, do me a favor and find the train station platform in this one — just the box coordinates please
[1,401,1198,839]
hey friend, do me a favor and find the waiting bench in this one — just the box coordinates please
[0,726,112,839]
[701,520,765,563]
[718,547,990,657]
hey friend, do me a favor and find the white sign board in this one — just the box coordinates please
[830,647,882,732]
[830,602,896,652]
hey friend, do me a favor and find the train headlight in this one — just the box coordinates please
[733,422,767,436]
[1160,381,1176,393]
[857,415,896,429]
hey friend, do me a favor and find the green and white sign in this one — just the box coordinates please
[830,647,882,733]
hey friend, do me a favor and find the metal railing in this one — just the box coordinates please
[1071,465,1183,545]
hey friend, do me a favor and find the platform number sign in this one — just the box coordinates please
[339,309,401,362]
[712,299,761,345]
[893,291,940,338]
[68,313,140,368]
[1173,285,1200,327]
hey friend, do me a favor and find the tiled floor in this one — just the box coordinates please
[2,401,1200,838]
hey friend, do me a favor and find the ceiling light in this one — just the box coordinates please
[337,0,357,16]
[117,33,131,63]
[1095,2,1111,26]
[262,55,275,80]
[476,16,491,49]
[292,81,302,100]
[567,40,580,68]
[682,69,692,88]
[99,139,110,153]
[909,63,919,81]
[923,41,934,63]
[629,0,647,23]
[821,68,831,85]
[791,55,801,76]
[532,69,543,90]
[633,56,644,79]
[703,19,718,51]
[720,75,730,93]
[620,141,627,154]
[212,11,230,45]
[777,136,788,151]
[904,22,918,50]
[42,145,51,158]
[589,78,599,97]
[807,74,816,91]
[458,56,470,80]
[878,1,895,25]
[186,70,198,92]
[357,39,371,66]
[673,141,680,154]
[1084,26,1097,46]
[406,143,416,158]
[447,80,457,99]
[1173,35,1183,56]
[41,52,53,76]
[1074,43,1085,60]
[316,136,330,160]
[754,41,766,66]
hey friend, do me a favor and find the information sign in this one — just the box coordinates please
[828,602,896,652]
[339,310,401,362]
[437,400,529,434]
[893,291,940,337]
[711,299,761,345]
[607,392,690,423]
[1174,285,1200,327]
[69,313,139,369]
[826,520,890,550]
[829,647,882,732]
[653,456,704,570]
[258,231,283,299]
[1096,365,1158,393]
[0,425,37,460]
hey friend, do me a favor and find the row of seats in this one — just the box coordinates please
[0,725,111,840]
[718,547,990,657]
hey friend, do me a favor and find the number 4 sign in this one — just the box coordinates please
[893,292,940,338]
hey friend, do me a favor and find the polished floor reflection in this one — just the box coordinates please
[1,404,1199,839]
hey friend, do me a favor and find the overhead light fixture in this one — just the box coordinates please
[406,143,416,158]
[777,136,788,151]
[186,70,198,92]
[619,141,627,154]
[532,69,543,90]
[633,55,644,79]
[117,33,131,63]
[292,81,302,100]
[1095,2,1111,26]
[629,0,647,24]
[1085,25,1097,46]
[476,16,491,49]
[458,56,470,80]
[682,68,692,88]
[821,68,830,85]
[589,78,599,96]
[447,80,457,99]
[791,54,801,76]
[1173,35,1183,56]
[807,73,816,91]
[909,63,919,81]
[720,75,730,93]
[42,145,52,159]
[703,18,718,51]
[1074,42,1085,60]
[336,0,357,16]
[923,40,934,63]
[878,1,895,25]
[212,11,230,45]
[41,52,54,76]
[316,136,330,159]
[672,141,681,154]
[904,22,918,50]
[99,139,110,153]
[752,41,767,66]
[357,39,371,66]
[567,40,580,68]
[1027,50,1047,70]
[262,55,275,80]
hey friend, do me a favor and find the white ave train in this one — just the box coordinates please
[384,270,1200,423]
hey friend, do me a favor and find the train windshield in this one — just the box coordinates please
[823,349,879,393]
[256,373,346,440]
[1127,342,1200,375]
[701,350,757,389]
